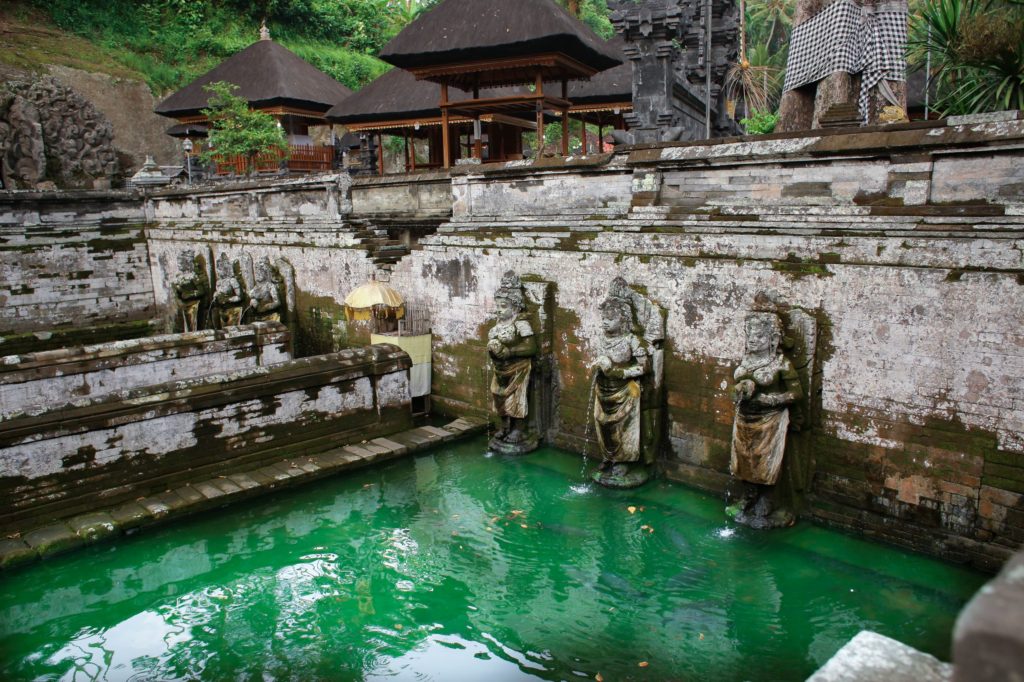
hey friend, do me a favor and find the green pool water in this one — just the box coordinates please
[0,437,987,681]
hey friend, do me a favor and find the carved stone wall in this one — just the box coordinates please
[0,191,155,337]
[0,345,412,532]
[0,77,119,190]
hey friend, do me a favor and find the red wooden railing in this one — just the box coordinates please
[213,145,334,176]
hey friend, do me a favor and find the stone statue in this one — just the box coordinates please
[247,257,283,323]
[487,271,540,454]
[172,249,210,332]
[591,277,663,488]
[212,252,244,328]
[727,297,804,529]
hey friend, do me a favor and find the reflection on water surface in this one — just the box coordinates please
[0,437,986,681]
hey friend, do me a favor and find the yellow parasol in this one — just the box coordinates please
[343,280,406,321]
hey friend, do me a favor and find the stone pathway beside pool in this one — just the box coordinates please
[0,417,488,570]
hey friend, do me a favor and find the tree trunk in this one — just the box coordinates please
[567,0,580,17]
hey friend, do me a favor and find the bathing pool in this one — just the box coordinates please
[0,436,986,681]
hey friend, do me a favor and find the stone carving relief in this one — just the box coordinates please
[487,271,542,455]
[170,250,297,336]
[608,0,740,144]
[0,77,118,190]
[591,277,665,489]
[212,252,245,328]
[726,291,817,529]
[172,249,211,333]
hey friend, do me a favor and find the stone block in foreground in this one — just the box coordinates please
[806,631,951,682]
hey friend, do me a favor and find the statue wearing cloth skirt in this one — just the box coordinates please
[728,309,803,528]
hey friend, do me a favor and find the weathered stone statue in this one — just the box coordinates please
[727,298,804,529]
[172,250,210,332]
[212,252,244,328]
[248,257,283,323]
[591,277,664,488]
[487,272,540,454]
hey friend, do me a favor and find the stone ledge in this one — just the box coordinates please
[0,417,488,571]
[806,631,952,682]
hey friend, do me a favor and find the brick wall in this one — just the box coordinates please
[0,191,155,335]
[0,322,291,418]
[0,344,412,531]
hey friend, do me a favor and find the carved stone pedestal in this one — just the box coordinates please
[592,463,652,490]
[488,431,541,456]
[725,483,795,529]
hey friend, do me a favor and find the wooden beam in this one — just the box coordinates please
[441,83,451,170]
[377,133,384,176]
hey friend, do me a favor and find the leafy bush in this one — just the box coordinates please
[909,0,1024,115]
[740,109,780,135]
[200,82,288,175]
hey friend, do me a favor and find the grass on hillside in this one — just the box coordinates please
[3,0,390,96]
[0,3,147,82]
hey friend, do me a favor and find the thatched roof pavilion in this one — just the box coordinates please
[155,26,352,140]
[376,0,621,167]
[327,68,547,169]
[155,25,353,174]
[379,0,621,89]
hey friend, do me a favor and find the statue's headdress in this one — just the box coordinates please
[599,277,635,330]
[745,290,784,352]
[494,270,525,312]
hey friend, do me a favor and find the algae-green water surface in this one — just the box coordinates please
[0,437,986,681]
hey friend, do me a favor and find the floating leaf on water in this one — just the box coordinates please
[699,633,705,640]
[486,526,494,532]
[627,506,637,514]
[395,624,403,630]
[595,674,603,682]
[638,661,649,667]
[520,524,528,529]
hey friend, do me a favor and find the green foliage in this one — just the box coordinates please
[199,82,288,176]
[740,109,779,135]
[909,0,1024,114]
[28,0,392,93]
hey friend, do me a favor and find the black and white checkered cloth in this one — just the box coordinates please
[783,0,907,123]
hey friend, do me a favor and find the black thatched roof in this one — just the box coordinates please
[379,0,621,75]
[155,39,353,118]
[326,68,529,125]
[327,68,454,124]
[566,38,631,105]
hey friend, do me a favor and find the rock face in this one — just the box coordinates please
[0,77,119,189]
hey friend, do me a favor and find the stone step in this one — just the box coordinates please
[0,417,489,571]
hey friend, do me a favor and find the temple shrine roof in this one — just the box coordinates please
[379,0,622,89]
[155,34,353,119]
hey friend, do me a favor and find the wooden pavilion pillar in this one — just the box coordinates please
[377,133,384,176]
[535,72,545,156]
[440,83,451,169]
[581,117,587,154]
[560,80,569,156]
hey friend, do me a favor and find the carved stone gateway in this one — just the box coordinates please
[591,278,665,489]
[609,0,740,143]
[487,271,554,455]
[726,292,817,529]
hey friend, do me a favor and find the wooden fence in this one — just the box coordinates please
[213,145,334,176]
